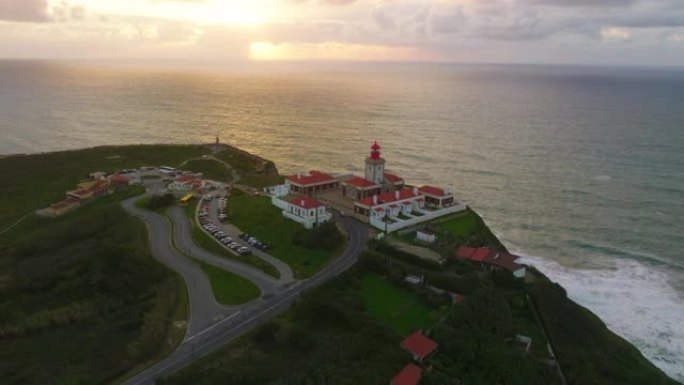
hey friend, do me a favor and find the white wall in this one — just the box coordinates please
[370,203,467,233]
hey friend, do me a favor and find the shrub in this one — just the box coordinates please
[292,222,343,250]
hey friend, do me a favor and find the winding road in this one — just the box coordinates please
[121,189,368,384]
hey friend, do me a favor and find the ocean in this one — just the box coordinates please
[1,60,683,380]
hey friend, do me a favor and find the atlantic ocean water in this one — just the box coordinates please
[1,60,683,380]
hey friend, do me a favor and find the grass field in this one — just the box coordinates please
[181,158,233,183]
[198,262,261,305]
[360,274,432,336]
[437,212,480,238]
[183,200,280,278]
[228,189,339,278]
[430,209,504,249]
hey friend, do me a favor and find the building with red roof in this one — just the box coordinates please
[40,197,80,217]
[384,172,404,185]
[108,174,130,190]
[67,180,110,201]
[276,195,332,229]
[288,195,325,210]
[268,141,467,234]
[342,142,407,201]
[285,170,339,196]
[454,246,526,278]
[454,246,477,259]
[390,363,423,385]
[418,186,454,208]
[168,174,203,192]
[354,187,424,218]
[401,331,439,363]
[342,176,382,200]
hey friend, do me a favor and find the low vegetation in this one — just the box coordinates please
[228,189,343,278]
[360,274,433,336]
[198,262,261,305]
[214,146,283,188]
[292,221,344,250]
[181,158,232,182]
[0,193,186,384]
[434,208,504,248]
[137,193,176,212]
[163,246,557,385]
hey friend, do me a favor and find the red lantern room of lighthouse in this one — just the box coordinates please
[370,141,381,159]
[365,141,386,184]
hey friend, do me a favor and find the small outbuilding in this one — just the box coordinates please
[390,363,422,385]
[415,229,436,243]
[401,331,439,363]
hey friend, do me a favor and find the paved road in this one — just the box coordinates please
[167,205,283,295]
[122,210,368,385]
[203,198,295,284]
[121,197,237,337]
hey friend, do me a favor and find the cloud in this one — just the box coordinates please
[601,26,631,41]
[527,0,638,7]
[286,0,357,5]
[0,0,51,22]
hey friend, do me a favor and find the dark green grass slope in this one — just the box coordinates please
[0,196,185,384]
[529,279,680,385]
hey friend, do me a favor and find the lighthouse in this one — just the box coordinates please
[365,141,386,184]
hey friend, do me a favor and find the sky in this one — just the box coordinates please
[1,0,684,66]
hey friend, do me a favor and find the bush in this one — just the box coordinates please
[372,241,442,271]
[146,193,175,210]
[292,222,343,250]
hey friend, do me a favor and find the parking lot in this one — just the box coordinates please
[198,195,271,258]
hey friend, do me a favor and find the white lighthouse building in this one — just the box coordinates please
[365,141,386,184]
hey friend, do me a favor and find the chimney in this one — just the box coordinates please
[373,195,378,205]
[301,199,305,206]
[395,190,400,200]
[297,172,301,178]
[413,186,418,195]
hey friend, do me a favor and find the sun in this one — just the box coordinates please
[250,42,279,60]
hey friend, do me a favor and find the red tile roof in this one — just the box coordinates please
[401,331,438,360]
[485,252,524,272]
[391,363,422,385]
[285,170,336,186]
[357,188,417,207]
[454,246,477,259]
[418,185,450,197]
[109,174,130,183]
[289,195,325,209]
[175,175,201,184]
[454,247,524,273]
[451,294,466,304]
[471,248,491,262]
[384,172,404,184]
[345,176,378,188]
[50,198,79,210]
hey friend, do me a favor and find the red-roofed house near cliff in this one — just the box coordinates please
[454,246,527,278]
[276,195,332,229]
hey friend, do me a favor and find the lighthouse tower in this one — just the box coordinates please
[365,141,385,184]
